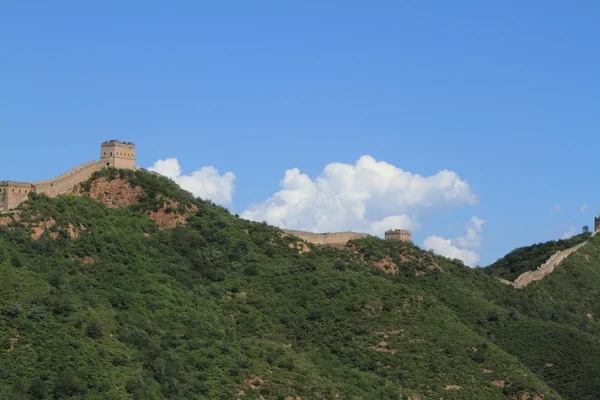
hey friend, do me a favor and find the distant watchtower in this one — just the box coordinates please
[384,229,411,242]
[595,216,600,233]
[101,140,136,169]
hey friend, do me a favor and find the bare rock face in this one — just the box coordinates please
[147,202,198,229]
[29,219,87,241]
[443,385,462,390]
[31,218,58,240]
[288,240,311,254]
[74,176,197,229]
[369,256,398,273]
[74,177,143,208]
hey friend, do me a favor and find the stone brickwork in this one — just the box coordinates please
[32,160,107,197]
[595,217,600,233]
[283,229,371,245]
[384,229,411,242]
[101,140,136,169]
[283,228,413,246]
[0,141,136,213]
[0,182,34,211]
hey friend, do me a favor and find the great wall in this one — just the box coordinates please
[282,228,412,246]
[0,140,414,245]
[501,229,600,288]
[282,230,371,245]
[0,140,136,212]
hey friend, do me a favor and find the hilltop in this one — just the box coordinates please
[0,169,599,399]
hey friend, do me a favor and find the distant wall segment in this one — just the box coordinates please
[283,229,371,245]
[283,227,413,246]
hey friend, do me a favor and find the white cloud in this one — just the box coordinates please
[561,225,578,240]
[422,216,485,267]
[148,158,236,206]
[550,204,562,215]
[454,216,486,249]
[423,235,480,267]
[241,155,477,235]
[580,204,589,213]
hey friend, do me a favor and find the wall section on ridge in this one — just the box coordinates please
[0,160,108,212]
[33,159,107,197]
[283,229,371,245]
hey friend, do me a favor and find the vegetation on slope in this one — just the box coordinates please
[345,236,600,400]
[0,168,597,399]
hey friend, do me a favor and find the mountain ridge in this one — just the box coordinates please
[0,168,597,399]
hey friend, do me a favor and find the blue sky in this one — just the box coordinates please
[1,1,599,266]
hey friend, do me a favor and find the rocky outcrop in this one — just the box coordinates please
[29,219,86,240]
[147,202,198,229]
[75,176,196,229]
[74,176,143,208]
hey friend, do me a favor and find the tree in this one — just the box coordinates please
[583,225,590,234]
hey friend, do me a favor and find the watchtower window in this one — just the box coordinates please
[110,152,112,156]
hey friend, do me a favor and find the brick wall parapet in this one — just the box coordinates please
[33,160,106,186]
[0,181,36,187]
[101,140,135,148]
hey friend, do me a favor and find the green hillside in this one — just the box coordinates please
[0,168,598,399]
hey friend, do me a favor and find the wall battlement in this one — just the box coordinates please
[0,181,36,187]
[0,141,136,213]
[101,140,135,147]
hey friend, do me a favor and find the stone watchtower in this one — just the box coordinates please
[595,217,600,233]
[101,140,136,169]
[384,229,411,242]
[0,182,35,212]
